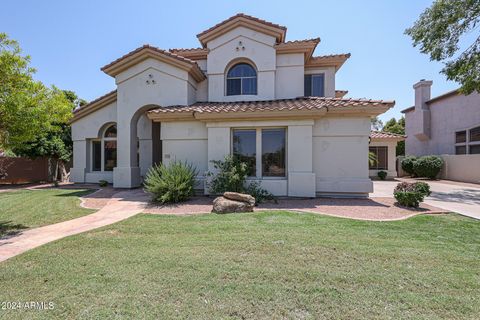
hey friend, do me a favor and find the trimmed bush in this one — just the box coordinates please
[144,161,197,204]
[401,156,417,176]
[394,181,431,208]
[377,171,387,180]
[99,180,108,187]
[207,155,275,204]
[413,156,443,179]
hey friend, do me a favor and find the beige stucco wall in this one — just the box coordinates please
[313,117,372,196]
[368,139,398,178]
[440,154,480,184]
[275,53,304,99]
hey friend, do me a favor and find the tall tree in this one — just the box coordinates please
[382,117,405,156]
[13,90,86,181]
[0,33,72,150]
[405,0,480,94]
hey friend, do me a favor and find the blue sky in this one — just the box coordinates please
[1,0,459,122]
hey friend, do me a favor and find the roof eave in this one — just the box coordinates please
[197,16,287,47]
[101,48,206,82]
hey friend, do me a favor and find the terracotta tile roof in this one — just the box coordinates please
[197,13,287,46]
[100,45,206,81]
[168,47,209,60]
[197,13,287,39]
[370,131,405,140]
[274,38,321,47]
[148,97,394,115]
[73,89,117,114]
[70,90,117,123]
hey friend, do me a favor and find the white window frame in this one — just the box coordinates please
[231,127,287,180]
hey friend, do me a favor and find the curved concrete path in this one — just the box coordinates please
[0,189,148,263]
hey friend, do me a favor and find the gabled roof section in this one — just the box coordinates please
[168,47,209,60]
[274,38,320,60]
[197,13,287,47]
[305,53,351,71]
[147,97,394,121]
[71,90,117,123]
[101,45,206,82]
[370,131,405,140]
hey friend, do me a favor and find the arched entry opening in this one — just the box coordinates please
[113,104,161,188]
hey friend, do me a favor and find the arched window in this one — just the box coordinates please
[226,63,257,95]
[92,124,117,172]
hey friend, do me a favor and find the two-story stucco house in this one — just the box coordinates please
[70,14,394,197]
[402,80,480,156]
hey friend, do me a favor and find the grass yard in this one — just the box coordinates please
[0,188,95,238]
[0,211,478,319]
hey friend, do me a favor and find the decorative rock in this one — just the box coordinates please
[212,196,254,214]
[223,192,256,206]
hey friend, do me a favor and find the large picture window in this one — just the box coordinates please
[262,129,286,177]
[304,74,325,97]
[232,128,286,178]
[226,63,257,96]
[232,129,256,176]
[369,146,388,170]
[91,124,117,172]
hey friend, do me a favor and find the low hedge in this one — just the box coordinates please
[401,156,417,176]
[413,156,444,179]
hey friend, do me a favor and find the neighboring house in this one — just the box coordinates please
[70,13,394,197]
[402,80,480,156]
[369,131,404,178]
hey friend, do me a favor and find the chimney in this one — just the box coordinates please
[412,79,432,141]
[413,79,432,111]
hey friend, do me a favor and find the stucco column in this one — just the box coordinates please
[287,125,316,197]
[70,140,87,183]
[113,114,141,188]
[206,127,230,194]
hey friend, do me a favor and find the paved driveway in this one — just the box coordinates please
[372,179,480,220]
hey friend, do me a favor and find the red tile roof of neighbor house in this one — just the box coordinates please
[370,131,405,140]
[148,97,394,115]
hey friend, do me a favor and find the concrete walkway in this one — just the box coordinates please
[0,189,148,263]
[372,179,480,220]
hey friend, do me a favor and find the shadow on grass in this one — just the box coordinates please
[0,221,28,240]
[54,190,96,198]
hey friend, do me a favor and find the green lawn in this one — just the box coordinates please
[0,188,95,238]
[0,211,478,319]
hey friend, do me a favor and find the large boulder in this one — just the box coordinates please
[223,192,255,206]
[212,196,254,214]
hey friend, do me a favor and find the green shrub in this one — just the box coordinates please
[144,161,197,204]
[207,155,249,194]
[207,155,275,204]
[244,181,276,204]
[413,155,444,179]
[99,180,108,187]
[393,181,431,207]
[377,171,387,180]
[401,156,417,176]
